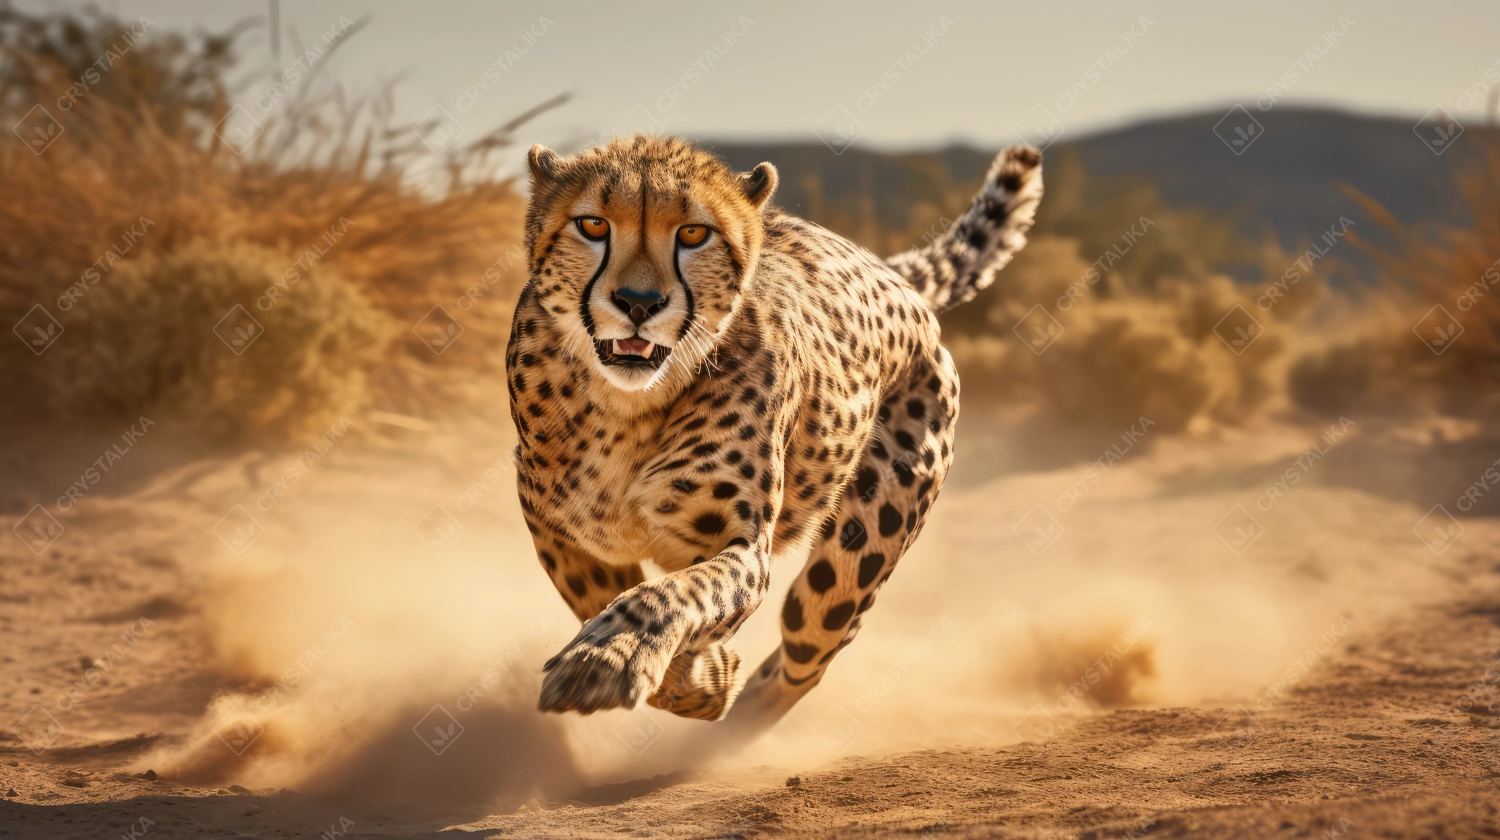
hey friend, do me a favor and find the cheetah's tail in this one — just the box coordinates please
[885,144,1043,314]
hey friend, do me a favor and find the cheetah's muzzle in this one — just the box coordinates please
[595,337,670,369]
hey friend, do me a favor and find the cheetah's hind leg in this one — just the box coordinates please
[722,348,958,740]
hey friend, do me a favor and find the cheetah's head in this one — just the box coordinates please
[523,136,777,392]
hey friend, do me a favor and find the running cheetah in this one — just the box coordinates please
[506,136,1041,731]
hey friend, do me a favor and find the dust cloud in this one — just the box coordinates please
[141,419,1458,809]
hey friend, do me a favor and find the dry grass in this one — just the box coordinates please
[2,8,1493,450]
[0,7,538,441]
[45,240,390,443]
[1289,155,1500,424]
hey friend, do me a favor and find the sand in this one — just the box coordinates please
[2,414,1497,838]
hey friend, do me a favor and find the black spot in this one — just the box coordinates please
[820,517,837,541]
[879,503,903,537]
[713,482,739,499]
[854,467,879,501]
[537,381,553,399]
[566,574,587,597]
[822,601,856,631]
[893,459,916,487]
[857,593,874,614]
[727,537,750,548]
[906,399,926,420]
[894,430,916,450]
[784,642,820,664]
[672,479,699,493]
[539,551,557,571]
[693,513,727,535]
[858,552,885,587]
[782,593,805,631]
[839,518,867,551]
[807,560,836,593]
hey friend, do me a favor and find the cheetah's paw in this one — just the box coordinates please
[538,611,673,715]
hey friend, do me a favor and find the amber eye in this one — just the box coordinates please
[677,225,709,247]
[577,217,609,241]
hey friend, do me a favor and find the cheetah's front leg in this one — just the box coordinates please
[538,539,768,715]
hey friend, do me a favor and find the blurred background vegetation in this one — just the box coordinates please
[1,6,1497,462]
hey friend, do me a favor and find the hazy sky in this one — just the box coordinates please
[28,0,1500,166]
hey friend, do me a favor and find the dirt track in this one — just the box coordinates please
[3,419,1499,838]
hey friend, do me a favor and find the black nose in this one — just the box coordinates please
[612,288,667,327]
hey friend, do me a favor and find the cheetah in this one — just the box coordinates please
[506,136,1041,734]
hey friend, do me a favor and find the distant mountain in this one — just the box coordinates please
[706,107,1498,250]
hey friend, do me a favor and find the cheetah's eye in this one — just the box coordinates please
[677,225,709,247]
[577,217,609,241]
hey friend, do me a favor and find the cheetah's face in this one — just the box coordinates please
[524,138,777,392]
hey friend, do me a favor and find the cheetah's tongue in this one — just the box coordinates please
[613,338,655,357]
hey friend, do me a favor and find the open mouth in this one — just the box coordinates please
[595,337,671,369]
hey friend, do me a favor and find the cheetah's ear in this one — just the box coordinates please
[528,144,563,188]
[739,162,778,209]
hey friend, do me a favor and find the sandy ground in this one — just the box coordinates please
[2,413,1499,838]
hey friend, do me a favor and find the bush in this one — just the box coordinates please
[45,240,391,443]
[945,237,1283,433]
[0,7,539,443]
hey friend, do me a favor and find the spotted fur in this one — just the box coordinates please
[506,136,1041,726]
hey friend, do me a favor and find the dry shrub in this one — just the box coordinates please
[1288,152,1500,423]
[46,240,389,443]
[0,8,541,441]
[946,234,1284,434]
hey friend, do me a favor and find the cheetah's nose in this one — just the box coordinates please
[612,288,667,327]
